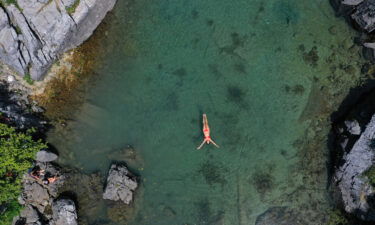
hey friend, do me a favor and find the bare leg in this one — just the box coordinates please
[210,139,220,148]
[197,140,206,150]
[203,114,208,127]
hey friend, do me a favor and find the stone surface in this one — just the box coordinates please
[335,114,375,221]
[344,119,361,135]
[103,164,138,204]
[0,0,117,80]
[20,206,40,224]
[51,199,78,225]
[342,0,365,5]
[352,0,375,32]
[36,150,58,162]
[20,162,63,216]
[7,75,15,82]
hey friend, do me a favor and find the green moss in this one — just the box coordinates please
[0,0,22,12]
[363,165,375,187]
[327,209,348,225]
[0,200,23,225]
[23,72,34,85]
[65,0,80,15]
[14,25,21,35]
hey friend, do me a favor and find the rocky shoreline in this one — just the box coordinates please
[0,0,143,224]
[330,0,375,224]
[13,159,138,225]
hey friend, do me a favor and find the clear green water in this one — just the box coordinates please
[47,0,365,224]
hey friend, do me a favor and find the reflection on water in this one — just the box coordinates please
[47,0,366,224]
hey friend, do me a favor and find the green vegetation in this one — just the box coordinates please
[14,25,21,35]
[23,72,34,85]
[0,124,47,222]
[363,165,375,187]
[65,0,80,15]
[327,209,348,225]
[0,200,23,225]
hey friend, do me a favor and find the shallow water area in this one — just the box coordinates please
[47,0,366,224]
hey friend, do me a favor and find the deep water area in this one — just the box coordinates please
[47,0,369,224]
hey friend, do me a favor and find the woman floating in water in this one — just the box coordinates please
[197,114,219,149]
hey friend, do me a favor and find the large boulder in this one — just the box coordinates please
[335,114,375,221]
[36,150,58,162]
[51,199,78,225]
[10,205,43,225]
[22,182,50,213]
[0,0,117,80]
[352,0,375,32]
[103,164,138,204]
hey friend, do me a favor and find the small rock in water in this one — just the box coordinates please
[103,164,138,204]
[345,120,361,135]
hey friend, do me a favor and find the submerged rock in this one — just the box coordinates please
[255,207,306,225]
[103,164,138,204]
[51,199,78,225]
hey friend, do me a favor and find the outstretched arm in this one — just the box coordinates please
[210,139,220,148]
[197,140,206,150]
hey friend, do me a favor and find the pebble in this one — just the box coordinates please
[7,75,15,82]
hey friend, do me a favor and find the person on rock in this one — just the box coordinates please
[29,167,45,180]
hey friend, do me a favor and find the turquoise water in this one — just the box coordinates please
[47,0,365,224]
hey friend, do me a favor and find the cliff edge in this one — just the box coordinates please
[0,0,116,80]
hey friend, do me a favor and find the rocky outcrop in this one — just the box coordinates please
[0,0,117,80]
[334,115,375,221]
[330,0,375,62]
[51,199,78,225]
[103,164,138,205]
[0,80,46,130]
[19,162,63,219]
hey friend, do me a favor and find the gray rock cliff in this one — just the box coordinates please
[335,114,375,221]
[0,0,116,80]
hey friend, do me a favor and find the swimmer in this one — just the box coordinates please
[197,114,219,149]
